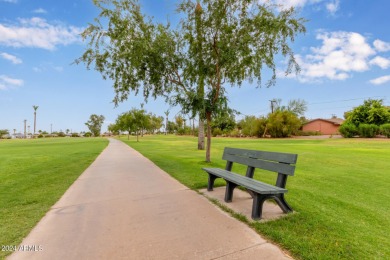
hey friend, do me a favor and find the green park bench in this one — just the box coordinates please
[202,147,298,220]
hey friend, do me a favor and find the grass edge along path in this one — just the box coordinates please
[121,135,390,260]
[0,138,108,259]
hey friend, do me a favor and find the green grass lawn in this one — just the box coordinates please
[0,137,108,259]
[121,135,390,260]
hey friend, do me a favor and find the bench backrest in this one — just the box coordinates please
[222,147,297,176]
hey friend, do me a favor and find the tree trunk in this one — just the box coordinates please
[193,118,195,136]
[136,130,139,142]
[198,114,205,150]
[165,116,168,135]
[195,3,205,150]
[205,112,212,162]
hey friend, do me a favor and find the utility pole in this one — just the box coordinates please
[269,99,277,113]
[23,120,27,139]
[51,124,52,134]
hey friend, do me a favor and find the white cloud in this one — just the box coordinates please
[32,64,64,73]
[369,56,390,69]
[258,0,314,10]
[54,66,64,72]
[33,8,47,14]
[0,75,24,90]
[373,39,390,52]
[0,52,22,64]
[1,0,18,3]
[33,66,43,73]
[295,31,378,82]
[259,0,338,14]
[369,75,390,85]
[0,17,83,50]
[326,0,339,14]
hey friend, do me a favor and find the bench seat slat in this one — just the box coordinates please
[222,153,296,176]
[202,168,287,195]
[224,147,298,164]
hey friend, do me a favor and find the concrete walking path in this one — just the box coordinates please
[9,138,291,260]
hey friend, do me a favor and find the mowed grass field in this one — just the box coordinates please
[121,135,390,260]
[0,138,108,259]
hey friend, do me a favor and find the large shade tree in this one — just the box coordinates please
[116,111,137,140]
[77,0,305,162]
[344,99,390,126]
[115,108,148,141]
[148,113,164,134]
[85,114,105,137]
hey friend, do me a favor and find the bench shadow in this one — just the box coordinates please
[199,187,292,222]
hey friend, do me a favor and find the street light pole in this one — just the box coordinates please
[23,120,27,139]
[269,99,277,113]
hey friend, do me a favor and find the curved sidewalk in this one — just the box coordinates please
[9,138,291,260]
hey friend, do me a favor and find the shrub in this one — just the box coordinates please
[296,130,321,136]
[358,124,379,138]
[84,132,92,137]
[176,128,185,135]
[380,123,390,138]
[38,134,44,138]
[192,128,199,137]
[71,133,80,137]
[339,123,358,138]
[212,128,223,137]
[228,129,240,137]
[267,110,301,138]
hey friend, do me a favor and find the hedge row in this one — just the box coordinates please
[339,123,390,138]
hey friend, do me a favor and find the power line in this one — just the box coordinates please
[308,96,387,105]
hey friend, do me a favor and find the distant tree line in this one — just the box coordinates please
[107,99,308,140]
[108,108,164,141]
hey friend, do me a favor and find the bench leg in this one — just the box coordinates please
[207,174,218,191]
[224,181,237,202]
[274,194,293,213]
[252,194,268,220]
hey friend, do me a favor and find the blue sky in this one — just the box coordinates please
[1,0,389,134]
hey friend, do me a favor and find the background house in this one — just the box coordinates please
[302,118,344,135]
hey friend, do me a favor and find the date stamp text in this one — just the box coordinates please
[2,245,43,252]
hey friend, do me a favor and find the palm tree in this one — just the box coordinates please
[33,105,39,137]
